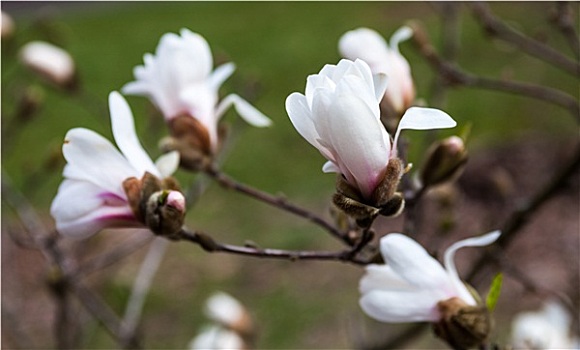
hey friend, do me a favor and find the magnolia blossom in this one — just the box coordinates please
[189,325,245,350]
[122,28,271,153]
[511,300,579,349]
[359,231,501,322]
[339,27,415,115]
[19,41,76,88]
[51,91,182,239]
[205,292,247,329]
[286,58,456,200]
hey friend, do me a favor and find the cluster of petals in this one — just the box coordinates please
[50,92,181,239]
[339,26,415,114]
[122,28,271,153]
[286,58,456,200]
[359,231,501,322]
[511,300,579,349]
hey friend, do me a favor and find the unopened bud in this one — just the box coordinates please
[433,297,492,349]
[205,292,254,338]
[1,11,15,40]
[123,172,186,238]
[333,158,405,227]
[19,41,77,91]
[420,136,467,188]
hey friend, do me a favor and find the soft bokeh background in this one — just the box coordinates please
[2,2,578,349]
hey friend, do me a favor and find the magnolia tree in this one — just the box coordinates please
[2,3,579,349]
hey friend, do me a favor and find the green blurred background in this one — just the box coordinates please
[2,2,578,349]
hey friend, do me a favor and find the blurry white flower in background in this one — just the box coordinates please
[19,41,77,89]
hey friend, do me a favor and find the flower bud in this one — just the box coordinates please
[420,136,467,188]
[333,157,405,227]
[123,172,186,238]
[19,41,77,90]
[433,297,492,349]
[205,292,255,338]
[1,11,15,40]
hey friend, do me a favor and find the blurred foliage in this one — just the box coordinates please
[1,2,577,349]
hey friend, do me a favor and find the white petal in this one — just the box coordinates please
[443,230,501,305]
[155,151,180,177]
[286,92,329,154]
[360,289,441,323]
[393,107,457,153]
[359,264,414,294]
[322,161,340,173]
[209,62,235,90]
[51,180,136,239]
[373,73,388,102]
[216,94,272,127]
[204,292,245,327]
[320,94,390,198]
[338,28,390,72]
[62,128,137,193]
[389,26,414,53]
[380,234,451,290]
[109,91,159,177]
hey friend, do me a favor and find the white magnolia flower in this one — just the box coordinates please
[511,300,579,349]
[122,28,271,152]
[205,292,247,329]
[359,231,501,322]
[189,325,245,350]
[339,27,415,115]
[19,41,76,87]
[51,91,182,239]
[286,58,455,200]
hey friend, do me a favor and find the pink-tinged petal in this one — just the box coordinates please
[109,92,159,177]
[155,151,180,178]
[321,94,390,198]
[51,180,137,238]
[166,191,186,213]
[62,128,137,194]
[380,234,451,290]
[373,73,388,102]
[336,74,380,120]
[360,289,442,323]
[359,264,414,294]
[216,94,272,127]
[209,62,235,90]
[393,107,457,155]
[443,230,501,305]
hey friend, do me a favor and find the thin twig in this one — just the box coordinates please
[471,2,580,76]
[204,164,351,245]
[120,238,169,347]
[176,228,368,265]
[410,21,580,121]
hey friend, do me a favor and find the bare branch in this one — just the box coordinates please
[176,228,368,265]
[204,164,352,245]
[471,2,580,76]
[410,21,580,121]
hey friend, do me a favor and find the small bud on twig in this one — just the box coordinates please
[19,41,78,91]
[420,136,468,188]
[433,297,492,349]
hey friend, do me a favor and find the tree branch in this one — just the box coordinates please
[471,2,580,76]
[204,164,352,245]
[550,2,580,58]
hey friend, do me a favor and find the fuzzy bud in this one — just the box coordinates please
[333,157,405,227]
[433,297,492,349]
[19,41,77,91]
[123,172,185,238]
[420,136,467,188]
